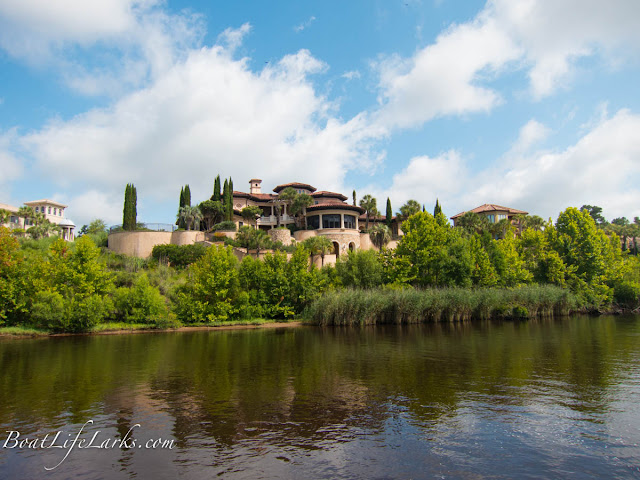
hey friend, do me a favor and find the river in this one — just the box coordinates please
[1,315,639,479]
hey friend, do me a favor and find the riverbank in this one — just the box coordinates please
[0,320,304,338]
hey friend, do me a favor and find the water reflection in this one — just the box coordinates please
[1,316,639,478]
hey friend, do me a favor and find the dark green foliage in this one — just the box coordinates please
[613,280,640,308]
[174,245,241,322]
[151,243,208,268]
[434,199,442,217]
[123,183,137,231]
[386,197,392,227]
[335,250,384,288]
[212,175,221,201]
[114,274,168,323]
[212,221,237,232]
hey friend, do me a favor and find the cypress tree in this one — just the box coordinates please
[184,184,191,207]
[212,175,221,201]
[434,199,442,217]
[386,198,392,227]
[222,179,229,221]
[123,184,131,230]
[353,190,357,206]
[227,178,234,221]
[131,184,137,229]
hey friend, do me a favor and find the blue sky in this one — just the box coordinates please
[1,0,639,227]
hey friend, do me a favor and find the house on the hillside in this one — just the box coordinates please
[231,179,403,257]
[450,204,528,227]
[0,199,76,240]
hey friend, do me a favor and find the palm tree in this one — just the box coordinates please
[369,223,391,249]
[398,199,421,221]
[237,226,271,257]
[289,194,313,228]
[359,194,379,231]
[456,211,488,236]
[177,206,202,231]
[17,206,35,229]
[304,236,333,266]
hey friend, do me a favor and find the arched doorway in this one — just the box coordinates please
[332,241,340,258]
[348,242,356,252]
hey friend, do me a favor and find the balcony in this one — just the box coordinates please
[256,214,294,226]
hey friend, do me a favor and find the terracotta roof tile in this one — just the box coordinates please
[273,182,317,193]
[450,204,528,219]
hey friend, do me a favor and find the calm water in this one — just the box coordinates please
[1,316,640,479]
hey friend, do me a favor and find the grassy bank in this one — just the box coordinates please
[0,319,298,337]
[303,285,580,326]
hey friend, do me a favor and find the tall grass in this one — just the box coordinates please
[304,285,580,326]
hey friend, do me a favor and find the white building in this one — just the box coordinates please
[1,199,76,241]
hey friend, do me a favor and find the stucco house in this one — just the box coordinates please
[0,199,76,240]
[450,204,528,227]
[231,180,370,257]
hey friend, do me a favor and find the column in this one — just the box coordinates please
[340,214,344,229]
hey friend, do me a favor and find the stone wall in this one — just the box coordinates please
[171,231,204,245]
[269,228,293,246]
[108,231,173,258]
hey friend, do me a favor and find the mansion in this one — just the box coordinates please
[0,199,76,241]
[230,179,401,257]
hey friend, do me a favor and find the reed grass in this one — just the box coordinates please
[303,285,581,326]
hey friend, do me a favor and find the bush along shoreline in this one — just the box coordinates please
[1,205,639,335]
[303,285,580,326]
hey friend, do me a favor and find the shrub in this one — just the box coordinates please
[151,243,207,268]
[212,221,237,232]
[613,280,640,309]
[114,274,168,323]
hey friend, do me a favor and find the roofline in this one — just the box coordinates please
[24,199,68,208]
[307,203,365,214]
[273,182,317,193]
[450,204,528,219]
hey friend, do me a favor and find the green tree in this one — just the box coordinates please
[222,179,230,221]
[486,236,532,287]
[554,207,623,305]
[580,205,607,227]
[123,183,137,230]
[303,236,333,266]
[359,194,379,231]
[289,193,313,227]
[212,175,221,201]
[198,200,225,231]
[455,211,489,236]
[177,206,202,231]
[352,190,357,206]
[240,205,262,228]
[335,250,383,288]
[469,235,497,286]
[398,199,421,222]
[433,199,442,217]
[236,226,271,256]
[386,198,393,228]
[369,223,391,249]
[174,245,241,323]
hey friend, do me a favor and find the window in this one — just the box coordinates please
[60,209,64,217]
[344,215,356,229]
[322,214,341,229]
[48,207,51,214]
[497,214,507,222]
[307,215,319,229]
[486,214,495,223]
[53,208,57,215]
[10,216,18,224]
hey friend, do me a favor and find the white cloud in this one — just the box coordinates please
[0,129,23,188]
[379,110,640,221]
[374,8,521,129]
[0,0,203,96]
[56,190,124,227]
[15,44,385,223]
[374,0,640,129]
[294,16,316,33]
[342,70,361,81]
[217,23,252,53]
[510,119,550,154]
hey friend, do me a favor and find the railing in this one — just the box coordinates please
[109,223,177,232]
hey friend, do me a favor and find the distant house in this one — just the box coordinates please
[0,199,76,240]
[450,204,528,227]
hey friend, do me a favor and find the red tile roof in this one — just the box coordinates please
[307,203,365,214]
[450,204,528,219]
[273,182,317,193]
[311,191,348,201]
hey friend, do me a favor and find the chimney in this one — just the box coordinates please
[249,179,262,194]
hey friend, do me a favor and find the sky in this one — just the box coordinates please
[1,0,639,228]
